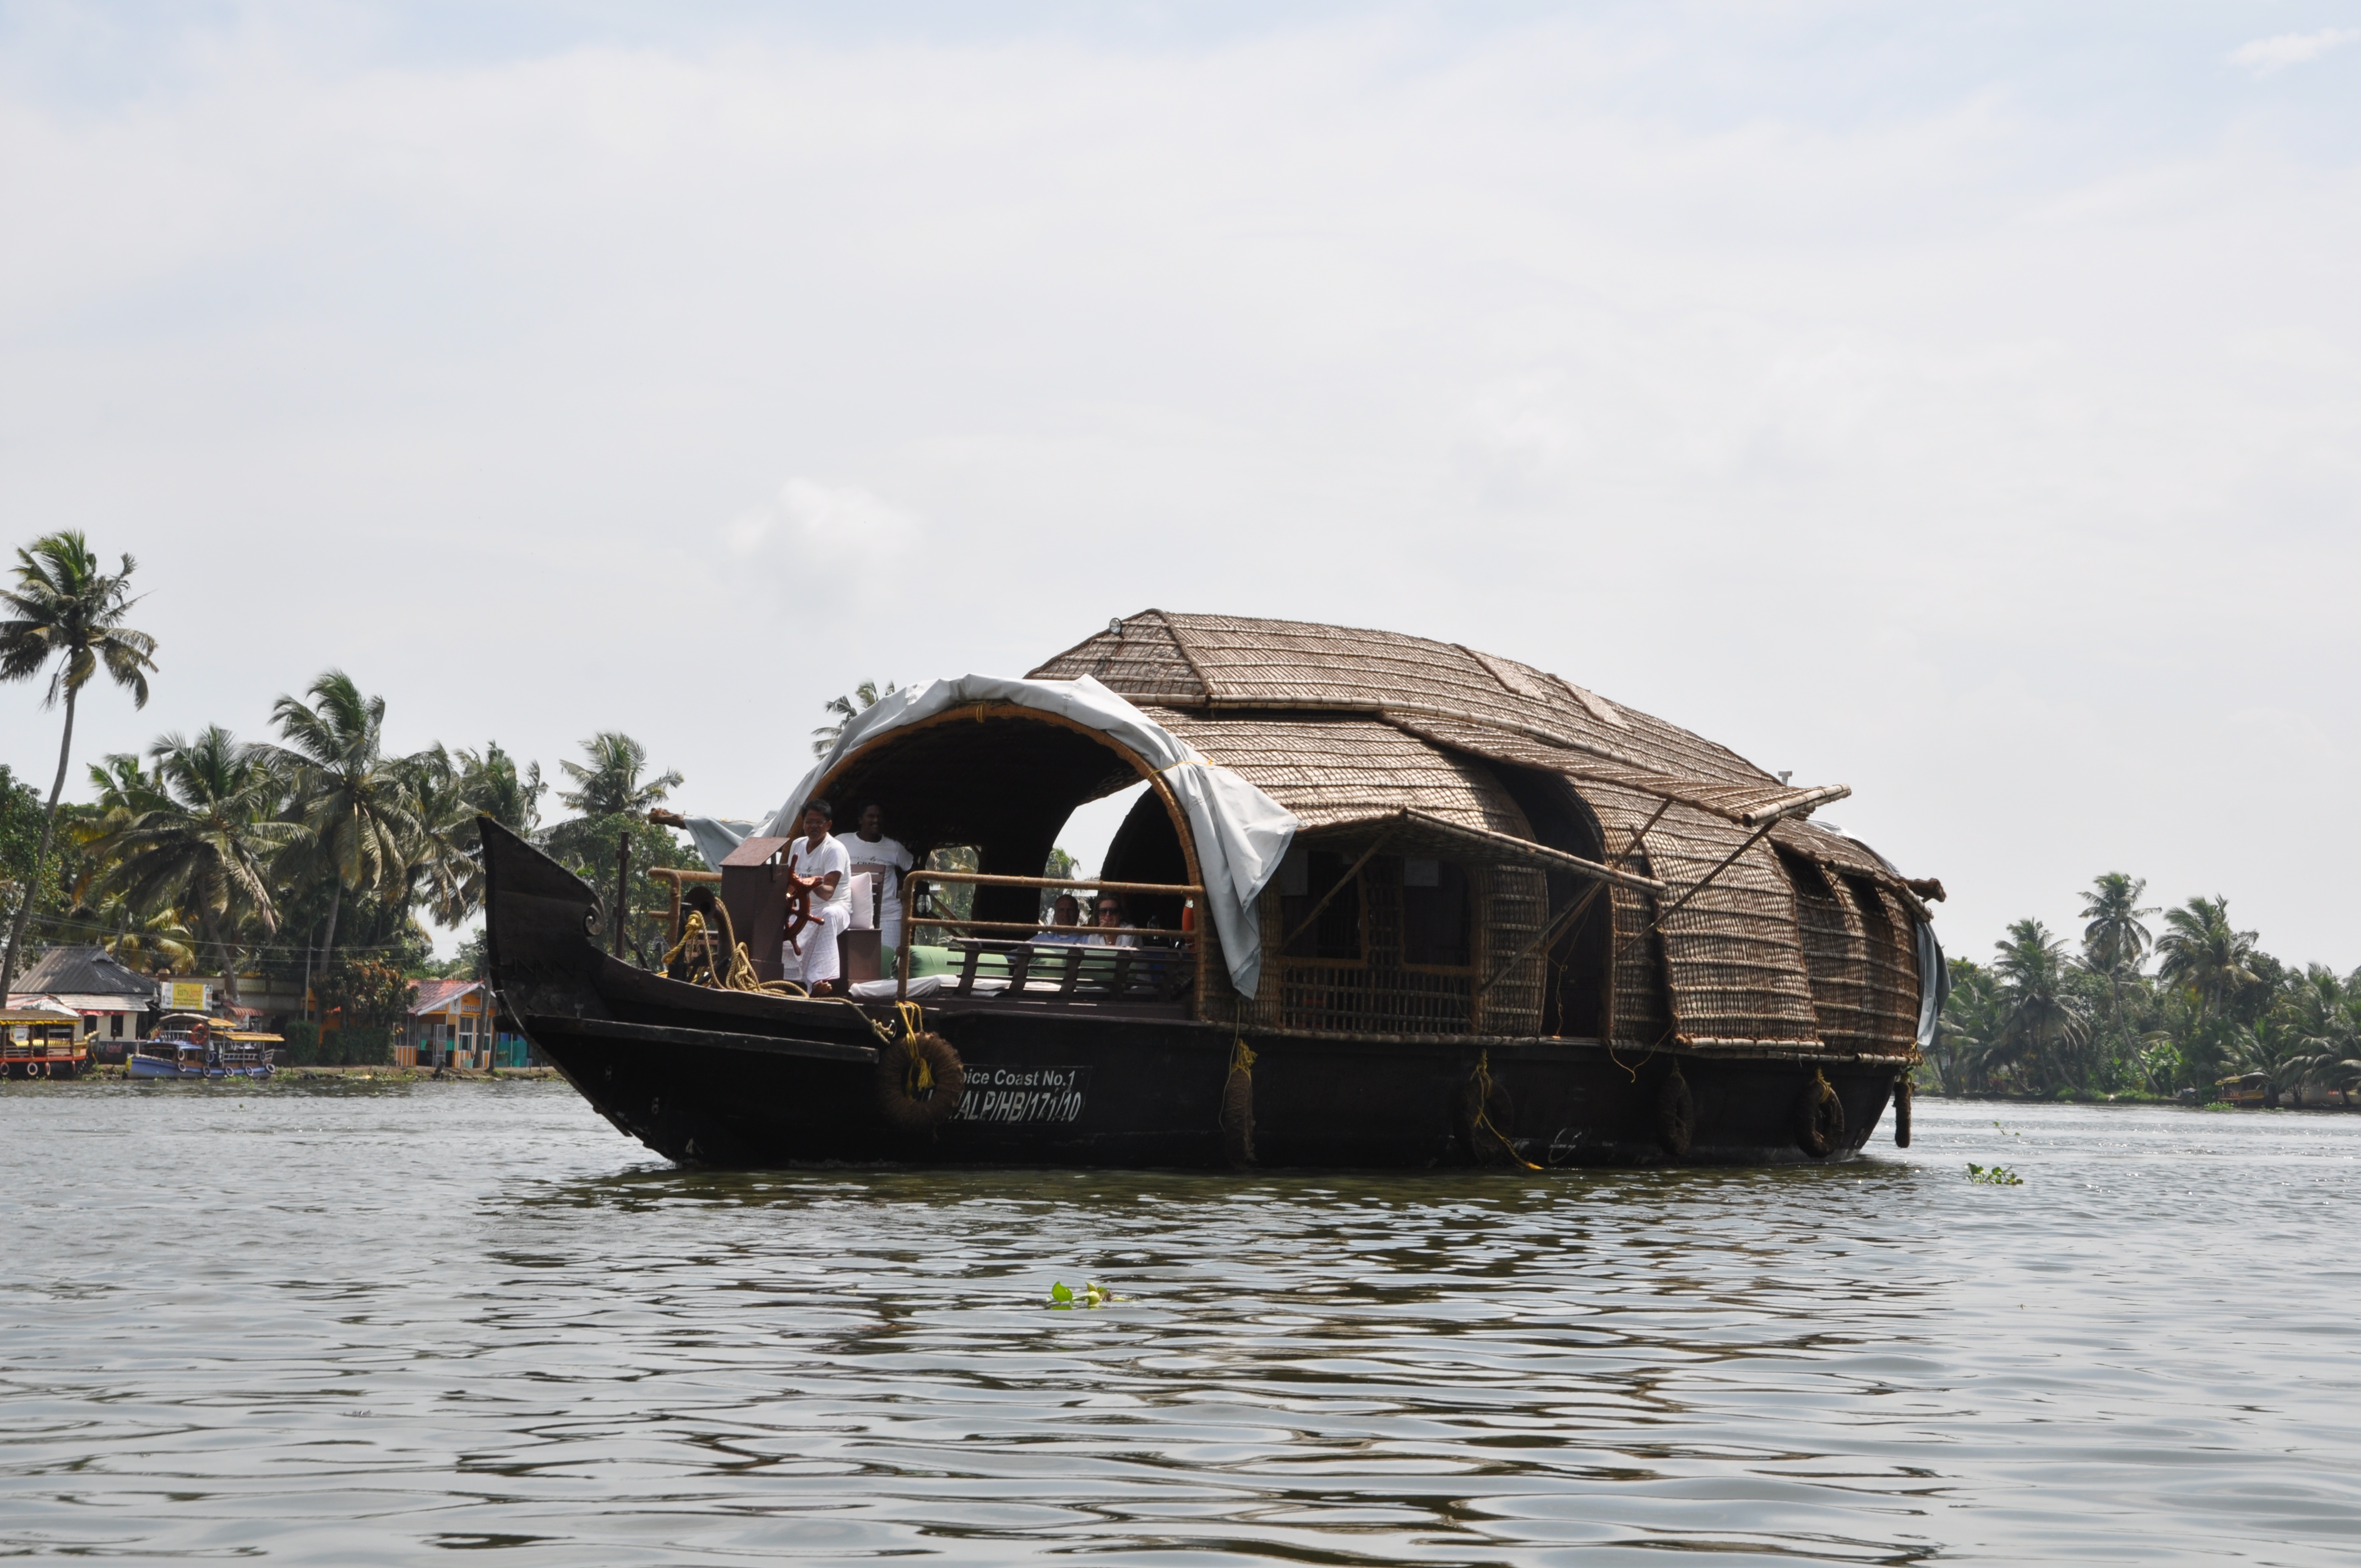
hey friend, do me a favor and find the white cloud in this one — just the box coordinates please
[2227,28,2359,77]
[725,479,921,564]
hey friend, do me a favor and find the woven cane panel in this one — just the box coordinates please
[1143,711,1527,835]
[1571,778,1820,1048]
[1840,874,1922,1053]
[1780,848,1872,1053]
[1770,820,1935,926]
[1564,778,1671,1046]
[1476,863,1547,1036]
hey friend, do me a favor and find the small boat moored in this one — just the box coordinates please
[1,998,91,1080]
[126,1014,279,1081]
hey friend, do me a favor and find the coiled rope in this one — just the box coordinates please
[660,902,806,998]
[1221,1035,1257,1166]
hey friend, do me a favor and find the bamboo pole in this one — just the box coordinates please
[1277,826,1397,952]
[1475,799,1669,1001]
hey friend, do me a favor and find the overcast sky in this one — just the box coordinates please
[2,1,2356,966]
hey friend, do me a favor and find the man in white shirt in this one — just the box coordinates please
[845,802,916,954]
[781,798,853,994]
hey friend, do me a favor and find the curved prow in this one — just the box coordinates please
[479,815,605,1014]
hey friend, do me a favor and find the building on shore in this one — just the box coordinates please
[7,946,161,1055]
[401,978,532,1070]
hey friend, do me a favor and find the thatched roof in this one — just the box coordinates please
[1033,612,1932,1054]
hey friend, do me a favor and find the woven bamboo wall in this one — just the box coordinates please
[1030,612,1939,1055]
[1842,874,1924,1051]
[1563,777,1671,1047]
[1476,863,1547,1035]
[1781,848,1873,1053]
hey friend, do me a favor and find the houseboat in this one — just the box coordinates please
[485,613,1945,1169]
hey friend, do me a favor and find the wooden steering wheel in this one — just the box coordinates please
[782,879,821,951]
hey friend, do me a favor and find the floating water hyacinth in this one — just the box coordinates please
[1966,1163,2023,1186]
[1049,1281,1122,1308]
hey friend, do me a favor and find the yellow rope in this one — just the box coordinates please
[1228,1035,1256,1076]
[1471,1049,1542,1171]
[661,910,709,969]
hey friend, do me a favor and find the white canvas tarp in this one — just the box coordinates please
[689,675,1299,995]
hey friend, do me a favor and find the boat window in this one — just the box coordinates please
[1401,859,1472,968]
[1281,848,1364,962]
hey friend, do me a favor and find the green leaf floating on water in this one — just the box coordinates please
[1966,1163,2024,1186]
[1049,1280,1123,1309]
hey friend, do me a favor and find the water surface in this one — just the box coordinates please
[3,1081,2355,1564]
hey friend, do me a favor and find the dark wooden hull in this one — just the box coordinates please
[482,821,1903,1169]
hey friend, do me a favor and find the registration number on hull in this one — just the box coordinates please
[954,1065,1089,1125]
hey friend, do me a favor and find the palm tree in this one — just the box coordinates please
[1931,958,2001,1094]
[396,747,485,929]
[2222,1017,2313,1106]
[0,532,159,997]
[269,671,420,999]
[2079,872,2158,1080]
[2287,965,2361,1101]
[456,743,543,837]
[812,680,899,758]
[2080,873,2156,973]
[86,727,296,1004]
[2155,896,2260,1015]
[556,732,681,818]
[547,734,691,966]
[1989,918,2092,1092]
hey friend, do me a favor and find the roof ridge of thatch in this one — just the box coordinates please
[1030,610,1781,787]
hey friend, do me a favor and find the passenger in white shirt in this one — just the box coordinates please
[1087,892,1138,948]
[845,803,916,954]
[781,798,853,994]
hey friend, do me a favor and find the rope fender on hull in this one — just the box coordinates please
[1794,1069,1846,1157]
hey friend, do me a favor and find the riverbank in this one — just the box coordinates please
[4,1064,561,1087]
[1925,1090,2360,1112]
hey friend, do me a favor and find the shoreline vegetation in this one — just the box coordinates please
[2,1063,563,1086]
[7,532,2356,1098]
[1929,873,2361,1109]
[0,531,733,1063]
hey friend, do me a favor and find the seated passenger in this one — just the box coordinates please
[1088,892,1137,948]
[1035,893,1089,944]
[780,798,853,995]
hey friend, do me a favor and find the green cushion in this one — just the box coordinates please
[906,943,1015,979]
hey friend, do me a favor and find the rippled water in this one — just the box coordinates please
[4,1081,2357,1564]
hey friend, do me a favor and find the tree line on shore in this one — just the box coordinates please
[14,532,2354,1089]
[1930,873,2361,1103]
[0,530,702,1060]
